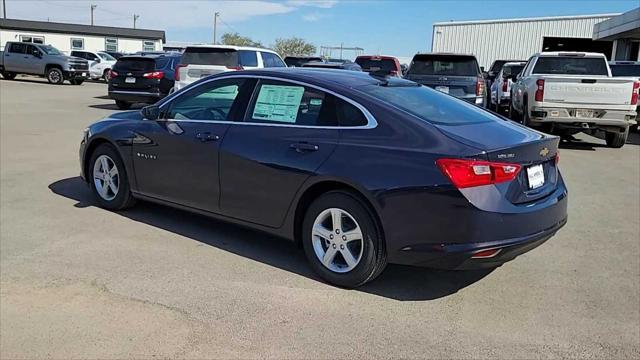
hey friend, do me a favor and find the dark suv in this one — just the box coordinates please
[108,53,181,109]
[405,53,486,107]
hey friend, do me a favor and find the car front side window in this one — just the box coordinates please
[166,78,249,122]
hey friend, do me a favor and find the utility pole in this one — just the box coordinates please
[90,4,97,25]
[3,0,7,19]
[133,14,139,29]
[213,12,220,45]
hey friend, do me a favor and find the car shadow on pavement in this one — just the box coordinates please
[89,103,145,111]
[49,176,494,301]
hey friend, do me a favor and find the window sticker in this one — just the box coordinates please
[252,85,305,123]
[309,98,323,106]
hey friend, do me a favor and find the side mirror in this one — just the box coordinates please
[480,66,485,72]
[94,58,101,63]
[141,105,160,120]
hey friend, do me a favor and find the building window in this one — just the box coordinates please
[105,38,118,52]
[71,38,84,50]
[20,35,44,44]
[143,40,155,52]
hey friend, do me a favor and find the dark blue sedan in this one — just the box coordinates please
[79,68,568,288]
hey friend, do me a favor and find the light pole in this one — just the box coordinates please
[133,14,139,29]
[3,0,7,19]
[213,12,220,45]
[90,4,97,25]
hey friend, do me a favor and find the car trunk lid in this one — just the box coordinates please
[111,57,157,91]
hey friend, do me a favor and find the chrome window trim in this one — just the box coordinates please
[156,74,378,129]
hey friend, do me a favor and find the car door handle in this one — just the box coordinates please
[290,142,319,153]
[196,132,219,142]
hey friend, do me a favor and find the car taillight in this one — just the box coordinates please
[555,151,560,165]
[109,70,118,78]
[631,81,640,105]
[535,79,545,102]
[476,77,485,96]
[226,65,244,71]
[175,64,186,81]
[143,71,164,79]
[436,158,521,189]
[502,80,508,92]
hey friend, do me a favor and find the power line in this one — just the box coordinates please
[218,16,239,34]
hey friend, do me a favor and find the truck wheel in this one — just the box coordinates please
[522,99,531,126]
[509,100,521,122]
[1,71,16,80]
[605,128,628,148]
[115,100,132,110]
[46,68,64,85]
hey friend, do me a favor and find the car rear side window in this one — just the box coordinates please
[247,80,366,127]
[408,55,479,76]
[182,47,238,66]
[359,84,494,125]
[239,50,258,67]
[113,58,155,72]
[532,57,609,76]
[260,52,286,68]
[9,43,27,54]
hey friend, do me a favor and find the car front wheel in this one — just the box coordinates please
[46,68,64,85]
[302,191,387,288]
[88,143,136,210]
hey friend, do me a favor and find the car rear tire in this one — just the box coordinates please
[509,99,521,122]
[70,79,84,85]
[522,99,531,126]
[88,143,136,210]
[301,191,387,288]
[46,68,64,85]
[103,69,111,82]
[605,127,628,148]
[115,100,132,110]
[1,71,16,80]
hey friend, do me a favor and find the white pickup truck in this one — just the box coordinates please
[510,52,639,148]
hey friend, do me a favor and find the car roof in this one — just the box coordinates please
[535,51,606,57]
[413,52,477,57]
[118,53,180,61]
[356,55,398,60]
[503,61,527,66]
[226,68,412,88]
[184,44,279,54]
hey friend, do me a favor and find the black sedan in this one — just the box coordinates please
[80,68,568,288]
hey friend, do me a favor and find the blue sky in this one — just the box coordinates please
[6,1,639,59]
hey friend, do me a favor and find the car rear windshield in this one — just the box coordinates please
[356,58,397,72]
[358,84,494,125]
[532,56,609,75]
[181,47,238,67]
[610,64,640,77]
[113,58,155,72]
[502,64,525,77]
[408,55,479,76]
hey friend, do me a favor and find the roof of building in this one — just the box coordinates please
[593,8,640,40]
[0,18,165,42]
[433,13,620,26]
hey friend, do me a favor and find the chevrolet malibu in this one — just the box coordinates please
[79,68,568,288]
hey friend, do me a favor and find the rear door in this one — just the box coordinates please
[219,79,342,227]
[5,43,27,72]
[132,77,255,213]
[406,54,480,100]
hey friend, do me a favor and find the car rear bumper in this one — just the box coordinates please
[109,90,162,103]
[530,107,637,129]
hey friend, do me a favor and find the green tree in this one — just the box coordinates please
[272,37,316,57]
[220,32,263,47]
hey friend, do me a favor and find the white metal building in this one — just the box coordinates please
[432,13,621,68]
[0,18,165,53]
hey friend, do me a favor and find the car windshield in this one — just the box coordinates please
[408,55,479,76]
[610,64,640,77]
[533,57,609,75]
[356,58,397,72]
[98,52,116,61]
[358,84,494,125]
[39,45,61,55]
[181,47,238,66]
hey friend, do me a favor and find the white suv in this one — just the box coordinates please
[174,45,285,90]
[70,50,116,81]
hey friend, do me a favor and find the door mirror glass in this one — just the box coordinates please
[141,105,160,120]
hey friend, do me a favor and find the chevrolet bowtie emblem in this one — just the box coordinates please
[540,147,550,157]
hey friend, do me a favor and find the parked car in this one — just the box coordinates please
[610,61,640,131]
[405,53,486,107]
[510,52,639,148]
[485,59,527,105]
[105,51,126,59]
[80,68,567,288]
[0,41,89,84]
[301,59,362,71]
[284,56,322,67]
[108,53,181,109]
[355,55,402,77]
[400,63,409,76]
[70,50,117,81]
[489,61,526,113]
[175,45,285,90]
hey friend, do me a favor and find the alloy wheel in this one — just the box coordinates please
[93,154,119,201]
[311,208,364,273]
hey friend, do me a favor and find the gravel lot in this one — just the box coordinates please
[1,76,639,359]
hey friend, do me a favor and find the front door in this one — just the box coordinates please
[132,77,255,213]
[23,45,45,74]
